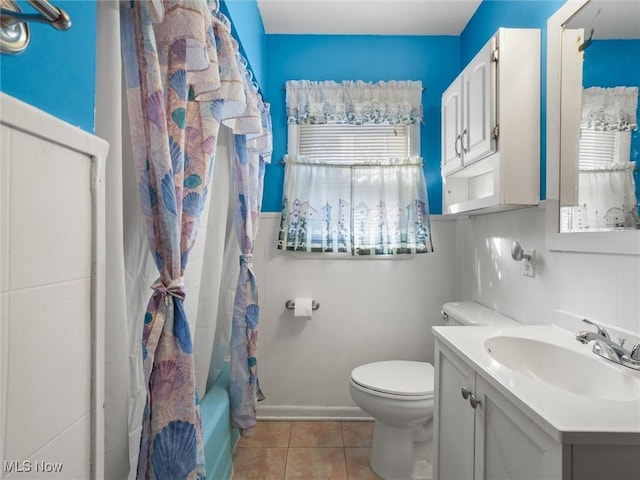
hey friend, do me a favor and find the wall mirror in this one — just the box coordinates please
[546,0,640,254]
[560,0,640,232]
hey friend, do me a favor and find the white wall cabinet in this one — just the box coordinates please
[442,28,540,215]
[442,39,495,177]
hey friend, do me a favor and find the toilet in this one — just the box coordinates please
[349,301,519,480]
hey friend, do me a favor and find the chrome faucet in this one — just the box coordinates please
[575,319,640,371]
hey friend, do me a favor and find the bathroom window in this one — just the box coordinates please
[278,80,433,255]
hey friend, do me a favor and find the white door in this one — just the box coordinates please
[441,77,464,176]
[462,39,496,166]
[434,346,476,480]
[474,376,562,480]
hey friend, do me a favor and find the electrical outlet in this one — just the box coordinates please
[523,249,536,277]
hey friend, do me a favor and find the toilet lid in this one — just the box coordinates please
[351,361,434,397]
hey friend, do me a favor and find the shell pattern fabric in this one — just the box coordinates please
[120,0,272,477]
[229,119,272,437]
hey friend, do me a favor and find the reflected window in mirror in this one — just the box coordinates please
[559,0,640,232]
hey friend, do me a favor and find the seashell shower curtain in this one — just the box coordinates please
[120,0,272,477]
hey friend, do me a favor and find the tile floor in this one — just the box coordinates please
[232,420,382,480]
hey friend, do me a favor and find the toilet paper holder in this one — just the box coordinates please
[285,299,320,311]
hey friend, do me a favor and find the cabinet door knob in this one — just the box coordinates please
[461,386,471,399]
[469,394,482,409]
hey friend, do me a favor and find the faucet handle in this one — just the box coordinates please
[582,319,611,340]
[621,342,640,370]
[592,340,621,364]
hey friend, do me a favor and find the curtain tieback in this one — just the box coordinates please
[240,254,253,266]
[151,277,186,301]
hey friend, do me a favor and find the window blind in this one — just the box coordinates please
[297,124,410,164]
[579,130,631,170]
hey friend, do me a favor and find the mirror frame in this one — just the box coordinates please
[546,0,640,255]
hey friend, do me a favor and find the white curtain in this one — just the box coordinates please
[279,157,432,255]
[285,80,423,125]
[561,86,639,231]
[95,2,130,478]
[581,86,638,132]
[279,80,433,255]
[96,3,239,477]
[573,164,638,230]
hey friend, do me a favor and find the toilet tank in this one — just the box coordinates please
[441,301,520,327]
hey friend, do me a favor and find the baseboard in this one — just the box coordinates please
[256,405,372,421]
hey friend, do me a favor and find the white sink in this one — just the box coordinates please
[484,336,640,401]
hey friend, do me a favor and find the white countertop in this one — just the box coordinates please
[432,324,640,444]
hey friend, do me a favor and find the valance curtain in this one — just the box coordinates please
[562,86,639,230]
[581,86,638,131]
[286,80,423,125]
[120,0,271,477]
[279,80,433,255]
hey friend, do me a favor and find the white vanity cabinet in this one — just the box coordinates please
[434,334,640,480]
[434,341,561,480]
[442,28,540,215]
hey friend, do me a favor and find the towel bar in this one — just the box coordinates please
[1,0,71,55]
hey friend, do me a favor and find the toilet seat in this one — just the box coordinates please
[350,360,434,400]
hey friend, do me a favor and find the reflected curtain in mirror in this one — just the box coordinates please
[561,86,639,231]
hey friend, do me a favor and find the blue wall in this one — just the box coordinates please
[0,0,265,135]
[0,0,96,133]
[220,0,267,92]
[1,0,582,211]
[460,0,565,201]
[584,39,640,89]
[460,0,563,64]
[261,1,567,213]
[262,35,461,213]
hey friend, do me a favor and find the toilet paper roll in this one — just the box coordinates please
[294,297,313,317]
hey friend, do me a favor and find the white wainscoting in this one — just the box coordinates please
[457,203,640,335]
[252,204,640,419]
[0,94,108,479]
[252,214,458,419]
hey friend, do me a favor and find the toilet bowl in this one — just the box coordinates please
[349,360,434,480]
[349,301,519,480]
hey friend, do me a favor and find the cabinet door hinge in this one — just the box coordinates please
[492,47,499,63]
[493,125,500,139]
